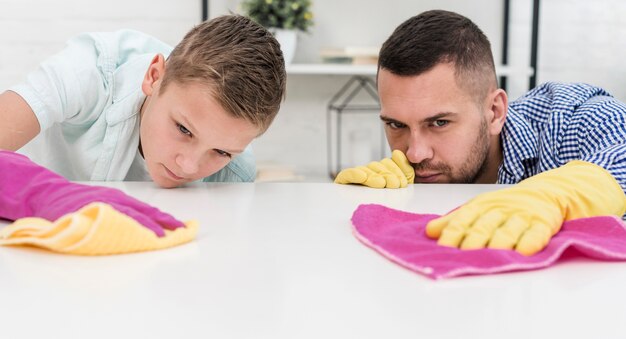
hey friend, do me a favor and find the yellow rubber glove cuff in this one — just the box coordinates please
[0,202,197,255]
[334,150,415,188]
[426,161,626,256]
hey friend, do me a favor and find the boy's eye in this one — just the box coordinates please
[214,149,232,158]
[177,123,191,136]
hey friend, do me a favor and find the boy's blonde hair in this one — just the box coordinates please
[161,15,286,134]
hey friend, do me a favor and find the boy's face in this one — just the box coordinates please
[139,56,259,188]
[377,62,506,184]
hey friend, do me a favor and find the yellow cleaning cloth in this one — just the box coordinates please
[0,202,197,255]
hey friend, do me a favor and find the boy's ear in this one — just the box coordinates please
[141,54,166,96]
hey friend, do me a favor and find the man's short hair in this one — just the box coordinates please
[162,15,286,134]
[378,10,497,101]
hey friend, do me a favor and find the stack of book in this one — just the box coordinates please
[319,46,379,65]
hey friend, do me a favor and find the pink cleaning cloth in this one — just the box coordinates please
[351,204,626,279]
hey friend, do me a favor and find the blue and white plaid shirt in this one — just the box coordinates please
[498,82,626,193]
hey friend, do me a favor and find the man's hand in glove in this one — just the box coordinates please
[334,150,415,188]
[426,161,626,255]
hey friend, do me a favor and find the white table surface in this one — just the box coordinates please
[1,182,626,339]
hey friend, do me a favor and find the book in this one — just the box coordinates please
[320,46,379,65]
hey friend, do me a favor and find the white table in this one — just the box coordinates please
[1,182,625,338]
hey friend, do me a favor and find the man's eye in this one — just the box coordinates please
[177,123,191,136]
[386,121,406,129]
[432,120,449,127]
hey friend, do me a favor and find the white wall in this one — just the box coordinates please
[2,0,626,181]
[539,0,626,94]
[0,0,200,90]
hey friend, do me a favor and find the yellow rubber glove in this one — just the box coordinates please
[426,160,626,256]
[334,150,415,188]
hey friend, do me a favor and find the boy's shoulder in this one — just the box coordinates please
[202,149,257,183]
[70,30,173,65]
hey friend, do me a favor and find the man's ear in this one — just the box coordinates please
[141,54,166,96]
[486,88,508,135]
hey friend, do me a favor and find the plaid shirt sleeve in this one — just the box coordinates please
[498,82,626,193]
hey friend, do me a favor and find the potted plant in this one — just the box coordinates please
[242,0,314,64]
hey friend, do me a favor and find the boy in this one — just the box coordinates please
[0,15,285,235]
[0,15,286,188]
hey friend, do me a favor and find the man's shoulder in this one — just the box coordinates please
[507,82,621,122]
[512,82,613,107]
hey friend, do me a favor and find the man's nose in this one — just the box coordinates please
[405,134,434,164]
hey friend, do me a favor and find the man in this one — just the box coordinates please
[335,10,626,255]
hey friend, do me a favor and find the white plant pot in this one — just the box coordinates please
[270,28,297,64]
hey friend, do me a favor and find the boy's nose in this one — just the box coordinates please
[176,151,201,176]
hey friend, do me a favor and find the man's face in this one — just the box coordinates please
[378,63,504,184]
[139,79,259,188]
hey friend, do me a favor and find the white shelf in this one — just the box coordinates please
[286,63,534,77]
[286,63,378,75]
